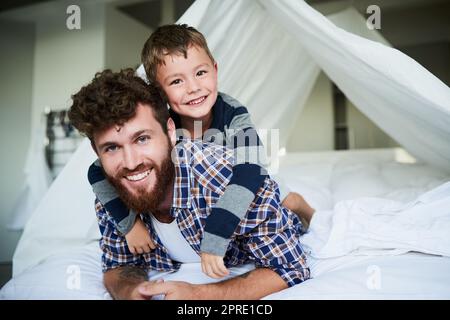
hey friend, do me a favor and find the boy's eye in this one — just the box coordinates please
[170,79,181,86]
[137,135,150,144]
[197,70,207,76]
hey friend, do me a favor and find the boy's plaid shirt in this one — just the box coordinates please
[96,140,310,287]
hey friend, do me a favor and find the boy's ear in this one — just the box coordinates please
[167,118,177,146]
[214,61,218,72]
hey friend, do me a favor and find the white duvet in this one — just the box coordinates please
[302,182,450,259]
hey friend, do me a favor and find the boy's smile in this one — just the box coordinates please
[156,45,218,132]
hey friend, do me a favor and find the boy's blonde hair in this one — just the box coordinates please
[141,24,215,85]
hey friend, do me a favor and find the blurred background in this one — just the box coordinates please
[0,0,448,286]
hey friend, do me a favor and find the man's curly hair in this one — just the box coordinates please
[68,68,168,141]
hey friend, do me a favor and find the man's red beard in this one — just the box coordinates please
[105,147,175,215]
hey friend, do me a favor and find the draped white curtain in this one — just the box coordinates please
[7,120,52,231]
[259,0,450,171]
[13,0,450,276]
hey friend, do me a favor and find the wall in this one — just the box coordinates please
[286,72,334,152]
[29,1,105,129]
[104,4,152,71]
[0,20,34,262]
[400,42,450,86]
[347,101,400,149]
[0,0,107,263]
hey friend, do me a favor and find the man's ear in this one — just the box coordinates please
[167,118,177,147]
[90,139,99,156]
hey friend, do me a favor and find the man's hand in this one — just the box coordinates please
[138,280,200,300]
[128,279,164,300]
[138,268,288,300]
[125,216,156,255]
[201,252,229,279]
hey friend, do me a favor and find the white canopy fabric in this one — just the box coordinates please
[12,0,450,276]
[260,0,450,171]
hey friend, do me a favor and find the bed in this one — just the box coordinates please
[2,147,450,299]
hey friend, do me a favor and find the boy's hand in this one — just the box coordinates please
[200,252,229,279]
[125,216,156,255]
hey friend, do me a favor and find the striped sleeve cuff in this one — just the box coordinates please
[115,210,137,235]
[200,232,230,257]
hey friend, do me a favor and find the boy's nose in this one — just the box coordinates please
[186,78,200,94]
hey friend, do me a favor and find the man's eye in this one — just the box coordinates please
[105,145,117,153]
[170,79,181,85]
[137,136,150,144]
[197,70,207,76]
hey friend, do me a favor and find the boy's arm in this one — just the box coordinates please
[88,159,136,235]
[201,108,268,256]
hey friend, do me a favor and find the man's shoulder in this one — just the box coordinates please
[174,140,234,184]
[174,139,232,163]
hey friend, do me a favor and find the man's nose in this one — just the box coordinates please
[122,146,141,171]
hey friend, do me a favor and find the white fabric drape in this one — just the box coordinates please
[260,0,450,172]
[13,139,97,275]
[7,118,52,231]
[13,0,450,276]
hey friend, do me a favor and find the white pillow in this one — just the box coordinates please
[330,161,392,203]
[276,163,334,189]
[282,178,334,211]
[0,245,255,300]
[0,245,109,300]
[381,162,449,189]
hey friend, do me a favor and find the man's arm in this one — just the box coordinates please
[139,267,287,300]
[199,267,287,299]
[104,266,149,300]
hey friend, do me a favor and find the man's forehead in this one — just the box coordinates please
[94,105,160,143]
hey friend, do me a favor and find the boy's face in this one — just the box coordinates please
[156,45,218,122]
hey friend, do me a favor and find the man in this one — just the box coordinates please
[68,68,310,300]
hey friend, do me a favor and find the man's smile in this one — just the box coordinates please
[124,168,152,182]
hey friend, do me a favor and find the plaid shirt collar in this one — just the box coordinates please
[170,144,192,210]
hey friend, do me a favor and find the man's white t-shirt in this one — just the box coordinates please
[148,214,255,301]
[150,215,201,263]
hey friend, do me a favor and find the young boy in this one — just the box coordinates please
[88,24,314,279]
